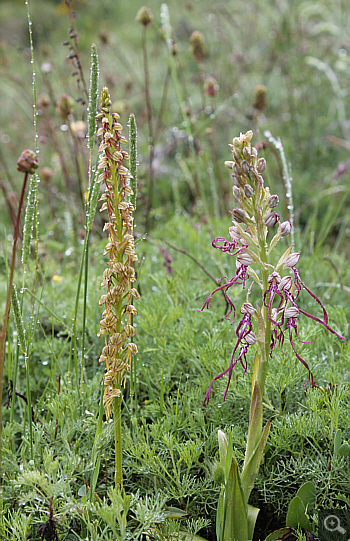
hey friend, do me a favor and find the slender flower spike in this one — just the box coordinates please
[199,129,344,405]
[199,130,345,540]
[96,87,139,419]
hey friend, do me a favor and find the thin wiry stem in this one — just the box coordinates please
[0,172,29,482]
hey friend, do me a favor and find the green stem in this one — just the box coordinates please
[257,240,271,397]
[0,172,29,483]
[114,393,123,488]
[80,234,89,393]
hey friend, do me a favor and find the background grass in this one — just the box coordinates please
[0,0,349,540]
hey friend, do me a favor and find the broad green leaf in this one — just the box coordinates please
[180,533,209,541]
[296,481,316,509]
[224,431,233,481]
[165,507,189,518]
[251,351,260,401]
[241,415,274,503]
[263,527,291,541]
[247,504,260,540]
[337,442,350,456]
[286,496,311,529]
[245,381,263,469]
[334,429,342,454]
[216,488,224,541]
[225,453,248,541]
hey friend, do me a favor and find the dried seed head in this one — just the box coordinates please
[253,84,267,112]
[190,31,205,62]
[37,93,50,108]
[17,149,39,174]
[135,6,154,28]
[56,93,74,119]
[40,167,54,182]
[204,76,218,97]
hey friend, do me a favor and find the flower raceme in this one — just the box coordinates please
[199,130,344,404]
[96,87,139,419]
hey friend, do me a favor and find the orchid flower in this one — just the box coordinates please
[199,130,345,541]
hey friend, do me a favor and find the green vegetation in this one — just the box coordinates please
[0,0,349,539]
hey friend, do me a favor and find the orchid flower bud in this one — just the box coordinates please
[241,302,255,315]
[231,208,247,223]
[229,226,241,241]
[284,252,300,268]
[279,275,292,291]
[237,252,253,267]
[244,184,254,198]
[284,306,299,319]
[264,211,279,227]
[280,221,291,237]
[245,331,257,345]
[257,157,266,173]
[242,146,251,160]
[241,160,250,173]
[268,271,281,284]
[233,186,241,201]
[267,194,279,209]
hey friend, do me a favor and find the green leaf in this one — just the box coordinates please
[296,481,316,509]
[165,507,189,518]
[337,442,350,456]
[286,496,311,529]
[246,381,263,468]
[179,533,209,541]
[251,351,260,401]
[263,527,292,541]
[225,453,248,541]
[334,429,342,454]
[247,504,260,540]
[241,414,275,503]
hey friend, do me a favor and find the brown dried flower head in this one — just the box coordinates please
[56,93,74,119]
[190,31,205,62]
[253,85,267,112]
[204,76,218,97]
[135,6,153,28]
[17,149,39,174]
